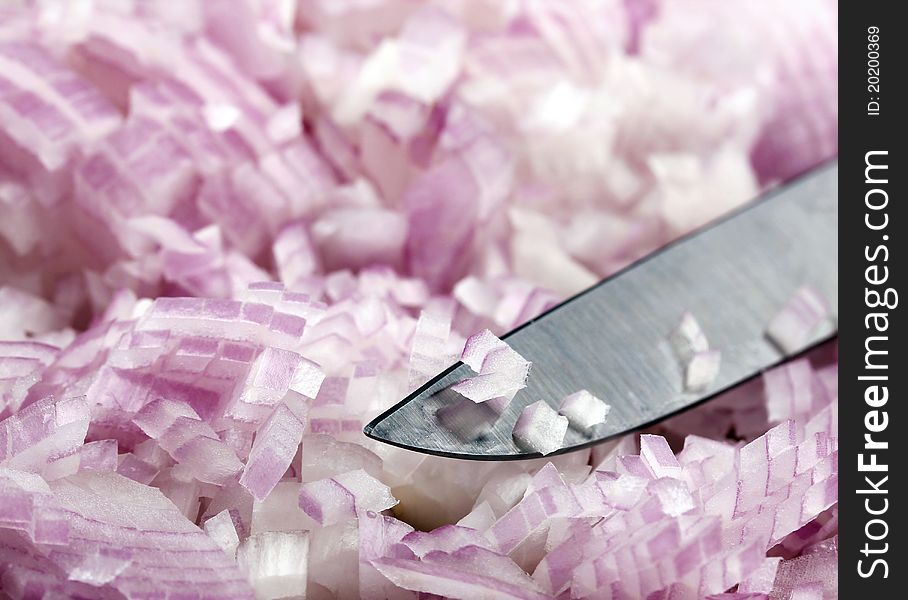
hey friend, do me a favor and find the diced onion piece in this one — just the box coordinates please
[639,435,682,479]
[766,286,829,353]
[78,439,118,472]
[301,433,384,482]
[763,359,818,422]
[457,501,496,532]
[240,403,306,501]
[241,347,325,406]
[237,531,310,600]
[0,395,89,475]
[370,545,551,600]
[669,311,710,363]
[768,541,837,600]
[68,548,133,586]
[452,331,531,404]
[133,398,244,486]
[512,401,568,455]
[408,309,454,391]
[460,329,508,372]
[668,311,721,392]
[0,470,254,597]
[558,389,610,434]
[737,556,781,594]
[132,397,202,440]
[685,349,721,392]
[358,508,416,599]
[204,509,241,557]
[450,370,526,403]
[400,524,495,557]
[299,469,397,526]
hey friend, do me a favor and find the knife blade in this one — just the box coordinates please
[364,162,838,460]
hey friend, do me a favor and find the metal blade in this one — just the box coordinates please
[365,162,838,459]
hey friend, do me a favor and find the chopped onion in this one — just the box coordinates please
[558,389,610,434]
[512,400,568,455]
[766,286,829,353]
[371,545,551,600]
[408,309,455,391]
[763,358,826,423]
[299,469,398,526]
[669,312,721,392]
[685,348,722,392]
[669,311,710,364]
[0,1,836,596]
[237,530,310,600]
[204,509,242,557]
[452,330,531,404]
[240,402,306,501]
[639,434,682,479]
[0,395,89,476]
[67,547,134,587]
[0,469,255,597]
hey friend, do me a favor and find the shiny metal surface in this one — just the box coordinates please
[365,163,838,459]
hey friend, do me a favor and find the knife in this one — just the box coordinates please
[365,162,838,460]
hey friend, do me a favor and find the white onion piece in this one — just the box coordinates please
[371,545,551,600]
[402,524,495,557]
[240,402,306,501]
[457,501,497,532]
[0,469,254,597]
[313,207,408,272]
[639,434,682,479]
[473,468,533,518]
[511,401,568,455]
[301,433,384,482]
[204,509,241,558]
[273,222,321,289]
[237,531,310,600]
[250,481,311,534]
[766,286,829,353]
[67,547,134,587]
[0,395,89,476]
[668,311,721,392]
[240,347,326,407]
[450,369,527,403]
[133,398,243,486]
[460,329,507,371]
[0,287,67,341]
[395,6,467,104]
[452,330,531,404]
[116,454,160,484]
[558,389,610,434]
[358,509,416,600]
[685,349,721,392]
[77,439,118,472]
[768,540,837,600]
[737,556,782,594]
[408,309,454,391]
[299,469,398,526]
[669,310,710,364]
[763,359,822,423]
[132,397,203,440]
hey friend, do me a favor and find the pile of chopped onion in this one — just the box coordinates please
[0,0,837,598]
